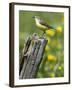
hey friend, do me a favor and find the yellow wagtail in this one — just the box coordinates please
[33,16,56,35]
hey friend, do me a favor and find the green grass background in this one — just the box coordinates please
[19,11,64,78]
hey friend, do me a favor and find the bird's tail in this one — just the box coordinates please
[48,25,57,30]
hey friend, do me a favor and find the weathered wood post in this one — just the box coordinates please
[19,33,47,79]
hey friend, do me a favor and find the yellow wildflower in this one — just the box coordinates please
[46,29,55,36]
[58,66,62,70]
[47,54,57,61]
[56,26,62,33]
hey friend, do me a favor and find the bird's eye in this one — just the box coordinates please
[32,16,35,18]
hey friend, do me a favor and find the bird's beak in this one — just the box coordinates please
[32,16,35,18]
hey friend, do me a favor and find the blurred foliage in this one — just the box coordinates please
[19,11,64,78]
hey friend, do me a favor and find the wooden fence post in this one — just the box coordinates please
[19,34,47,79]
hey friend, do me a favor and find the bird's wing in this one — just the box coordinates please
[39,19,54,29]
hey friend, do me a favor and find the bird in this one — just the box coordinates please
[33,16,56,35]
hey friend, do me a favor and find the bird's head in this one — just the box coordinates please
[32,16,40,20]
[32,16,41,23]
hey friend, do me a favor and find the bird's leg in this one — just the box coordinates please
[41,32,45,38]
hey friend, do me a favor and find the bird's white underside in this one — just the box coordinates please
[35,18,48,30]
